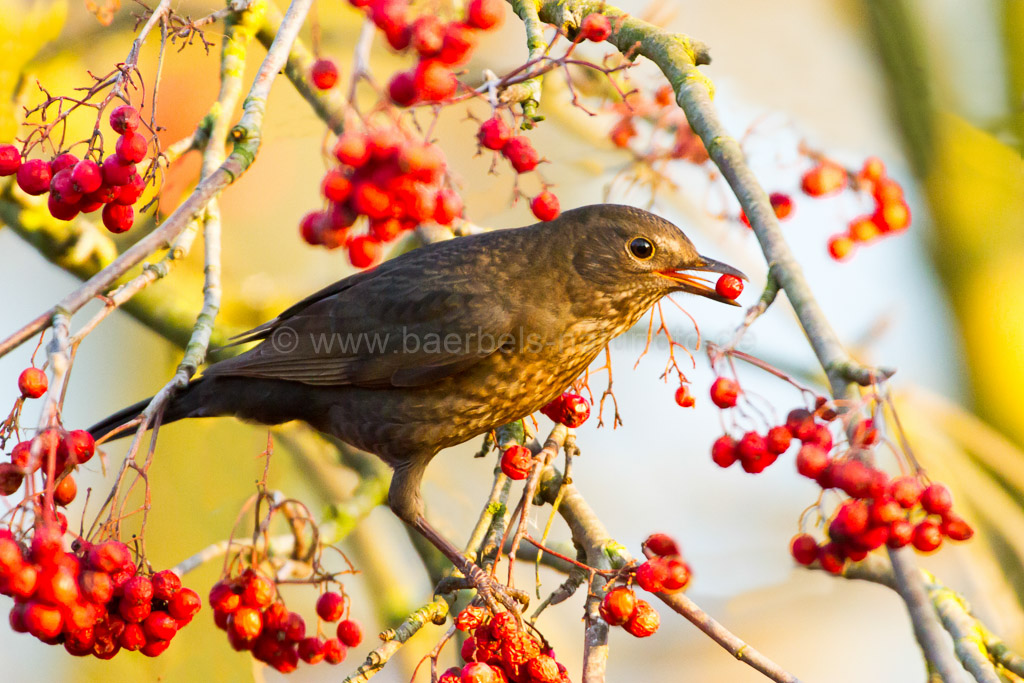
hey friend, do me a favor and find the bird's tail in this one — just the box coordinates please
[88,378,213,443]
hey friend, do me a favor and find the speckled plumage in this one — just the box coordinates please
[90,204,741,525]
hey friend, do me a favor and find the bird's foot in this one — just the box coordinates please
[439,563,530,614]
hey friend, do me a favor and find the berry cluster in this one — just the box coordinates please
[3,418,96,503]
[379,0,504,107]
[0,105,149,233]
[2,530,200,658]
[707,377,797,474]
[209,571,358,672]
[476,116,558,222]
[817,157,910,261]
[705,372,973,571]
[598,586,659,638]
[606,85,709,166]
[443,606,570,683]
[300,127,463,267]
[789,443,973,573]
[634,533,691,595]
[540,392,591,428]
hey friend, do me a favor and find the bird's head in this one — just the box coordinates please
[554,204,747,306]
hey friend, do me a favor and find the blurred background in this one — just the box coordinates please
[1,0,1023,680]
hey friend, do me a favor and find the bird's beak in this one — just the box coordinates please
[658,255,748,307]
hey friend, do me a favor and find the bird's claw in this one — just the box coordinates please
[441,564,530,615]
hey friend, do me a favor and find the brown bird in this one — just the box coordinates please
[89,204,744,606]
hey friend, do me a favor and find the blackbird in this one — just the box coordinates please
[89,204,744,607]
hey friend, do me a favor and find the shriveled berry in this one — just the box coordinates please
[461,661,500,683]
[599,586,637,625]
[502,137,539,173]
[500,444,533,480]
[527,655,561,683]
[311,58,339,90]
[623,599,659,637]
[455,605,487,631]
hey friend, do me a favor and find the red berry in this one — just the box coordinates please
[231,606,264,640]
[527,655,561,683]
[316,591,346,621]
[50,153,79,174]
[70,160,102,194]
[115,132,148,164]
[848,216,880,243]
[642,533,679,558]
[873,178,904,204]
[673,385,695,408]
[579,13,611,42]
[298,636,326,664]
[414,59,457,101]
[434,188,463,224]
[60,429,96,466]
[530,191,560,221]
[941,514,974,541]
[88,540,131,573]
[0,144,21,176]
[323,636,348,663]
[912,520,942,553]
[123,574,153,605]
[24,601,63,639]
[53,475,77,506]
[334,133,371,167]
[817,543,846,574]
[541,392,590,427]
[801,162,847,197]
[790,534,818,565]
[348,235,380,268]
[461,661,500,683]
[477,117,512,151]
[859,156,886,183]
[873,200,911,232]
[623,599,659,637]
[827,234,855,261]
[455,605,487,631]
[438,23,476,65]
[832,460,873,499]
[765,426,792,455]
[466,0,503,29]
[109,105,141,134]
[388,70,419,106]
[209,580,241,613]
[8,563,38,599]
[48,193,80,221]
[634,558,667,593]
[920,483,952,515]
[660,557,692,591]
[336,618,362,647]
[18,367,47,399]
[311,58,339,90]
[102,202,134,233]
[101,155,136,186]
[795,444,828,479]
[16,158,52,195]
[710,435,737,468]
[144,610,178,641]
[411,16,444,57]
[502,137,539,173]
[769,192,794,220]
[599,586,637,625]
[889,476,924,509]
[114,173,146,205]
[709,377,739,408]
[169,587,202,622]
[887,519,914,548]
[715,274,743,300]
[500,444,533,480]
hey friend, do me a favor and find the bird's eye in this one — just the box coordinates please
[628,237,655,261]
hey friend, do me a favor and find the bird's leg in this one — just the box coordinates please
[389,459,528,614]
[409,514,529,613]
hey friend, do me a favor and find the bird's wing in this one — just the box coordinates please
[204,266,516,388]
